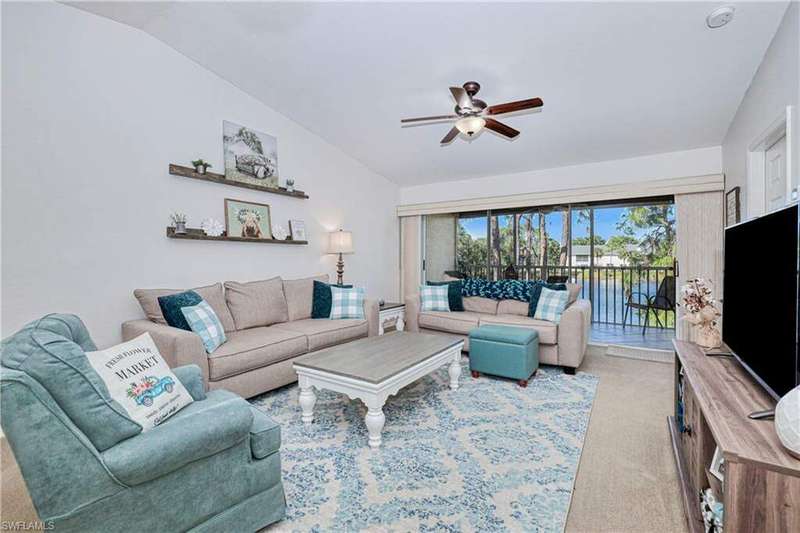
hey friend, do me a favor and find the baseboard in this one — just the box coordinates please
[604,343,672,363]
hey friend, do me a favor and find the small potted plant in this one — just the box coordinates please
[170,212,188,234]
[192,159,212,175]
[285,178,295,193]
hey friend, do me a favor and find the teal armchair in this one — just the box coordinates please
[0,314,286,532]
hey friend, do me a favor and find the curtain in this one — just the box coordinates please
[675,191,724,341]
[399,216,422,300]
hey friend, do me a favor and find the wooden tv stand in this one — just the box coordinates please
[670,340,800,532]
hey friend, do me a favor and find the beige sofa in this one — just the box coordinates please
[405,284,591,373]
[122,275,378,398]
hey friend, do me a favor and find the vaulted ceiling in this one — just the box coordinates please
[72,1,789,186]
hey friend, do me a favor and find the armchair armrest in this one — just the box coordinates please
[122,319,209,386]
[101,395,253,486]
[172,364,206,401]
[364,298,379,336]
[404,295,420,332]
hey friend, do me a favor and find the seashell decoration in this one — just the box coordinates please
[200,218,224,237]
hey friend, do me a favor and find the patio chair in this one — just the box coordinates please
[622,275,676,335]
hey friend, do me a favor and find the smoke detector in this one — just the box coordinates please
[707,5,735,29]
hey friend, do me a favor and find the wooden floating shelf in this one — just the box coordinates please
[166,227,308,245]
[169,164,309,199]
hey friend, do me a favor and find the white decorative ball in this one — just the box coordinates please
[200,218,224,237]
[775,385,800,460]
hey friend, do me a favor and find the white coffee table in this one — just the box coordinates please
[293,331,464,448]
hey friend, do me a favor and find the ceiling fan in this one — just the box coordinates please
[401,81,543,145]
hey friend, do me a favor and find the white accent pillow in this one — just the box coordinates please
[86,333,193,430]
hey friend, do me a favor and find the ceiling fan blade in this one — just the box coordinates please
[440,126,460,144]
[486,97,543,116]
[449,86,473,109]
[484,118,520,139]
[401,114,459,123]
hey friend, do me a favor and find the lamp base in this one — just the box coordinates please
[336,253,345,285]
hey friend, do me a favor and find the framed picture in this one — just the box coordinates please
[289,219,307,241]
[223,121,279,189]
[726,186,740,227]
[709,446,725,481]
[224,198,271,240]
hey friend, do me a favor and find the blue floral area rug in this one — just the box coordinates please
[252,359,598,532]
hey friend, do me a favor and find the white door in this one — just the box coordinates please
[765,135,787,211]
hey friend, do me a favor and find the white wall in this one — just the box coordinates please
[1,2,399,347]
[722,2,799,218]
[399,146,722,206]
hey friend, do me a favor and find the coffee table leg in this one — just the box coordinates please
[448,351,461,390]
[298,378,316,425]
[365,400,386,448]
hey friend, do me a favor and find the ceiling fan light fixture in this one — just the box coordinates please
[456,116,486,137]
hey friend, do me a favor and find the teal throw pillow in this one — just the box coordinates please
[427,280,464,311]
[158,290,202,331]
[533,287,570,323]
[528,282,567,317]
[312,280,353,319]
[329,286,365,319]
[181,300,227,353]
[420,284,450,312]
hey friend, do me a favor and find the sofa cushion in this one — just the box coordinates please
[527,282,567,317]
[311,281,353,319]
[419,311,481,335]
[427,280,464,312]
[207,327,307,380]
[463,296,498,315]
[224,277,289,330]
[249,406,281,459]
[497,299,529,316]
[566,283,581,305]
[134,283,236,333]
[157,290,202,331]
[283,275,328,321]
[272,318,368,351]
[478,314,558,345]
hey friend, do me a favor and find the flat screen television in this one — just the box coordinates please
[722,202,799,400]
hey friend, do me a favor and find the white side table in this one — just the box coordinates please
[378,302,405,335]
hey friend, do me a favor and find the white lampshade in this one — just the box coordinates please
[455,116,486,136]
[328,230,353,254]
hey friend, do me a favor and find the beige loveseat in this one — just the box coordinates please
[405,284,591,373]
[122,275,378,398]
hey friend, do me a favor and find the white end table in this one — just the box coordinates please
[378,302,405,335]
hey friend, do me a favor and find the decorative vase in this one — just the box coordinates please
[286,179,295,193]
[175,222,187,234]
[694,324,722,349]
[194,165,206,174]
[776,385,800,459]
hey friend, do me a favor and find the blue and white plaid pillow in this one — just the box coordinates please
[330,286,365,319]
[420,284,450,312]
[181,300,227,353]
[533,287,570,323]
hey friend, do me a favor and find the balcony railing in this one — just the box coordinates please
[457,264,676,329]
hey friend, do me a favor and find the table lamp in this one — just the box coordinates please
[328,229,353,285]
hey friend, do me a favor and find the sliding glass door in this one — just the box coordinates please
[426,197,676,330]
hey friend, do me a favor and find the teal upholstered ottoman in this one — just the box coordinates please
[468,325,539,387]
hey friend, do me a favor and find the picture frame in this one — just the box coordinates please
[223,121,279,190]
[289,219,307,241]
[709,446,725,481]
[726,186,740,227]
[224,198,272,240]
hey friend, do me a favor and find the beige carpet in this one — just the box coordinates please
[0,352,687,532]
[565,351,687,533]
